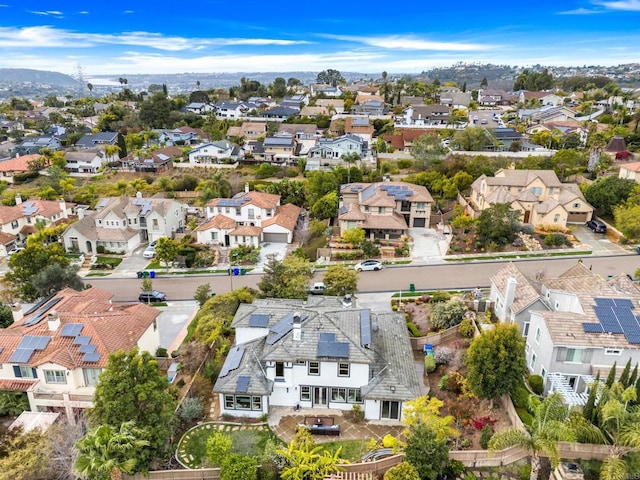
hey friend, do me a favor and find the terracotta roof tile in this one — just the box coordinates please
[0,154,43,173]
[195,214,237,231]
[229,225,262,236]
[262,203,300,231]
[0,379,37,391]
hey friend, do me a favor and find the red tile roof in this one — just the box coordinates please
[0,154,43,173]
[0,379,37,391]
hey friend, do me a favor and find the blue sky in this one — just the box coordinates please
[1,0,640,77]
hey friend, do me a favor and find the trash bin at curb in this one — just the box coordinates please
[150,271,156,278]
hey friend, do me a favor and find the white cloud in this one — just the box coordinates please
[322,34,495,51]
[79,11,89,15]
[594,0,640,10]
[28,10,64,18]
[557,7,602,14]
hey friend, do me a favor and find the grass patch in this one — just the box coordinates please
[85,272,111,277]
[177,423,280,469]
[445,250,592,262]
[146,260,161,269]
[391,290,467,298]
[94,256,123,267]
[321,439,368,462]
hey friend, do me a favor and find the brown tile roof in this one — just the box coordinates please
[230,225,262,236]
[0,199,71,225]
[382,134,404,150]
[338,203,367,221]
[620,162,640,173]
[0,379,37,391]
[490,262,541,315]
[355,94,384,105]
[300,106,328,116]
[361,212,408,230]
[262,203,301,231]
[491,169,563,187]
[277,124,318,136]
[0,154,44,173]
[208,191,280,210]
[0,287,159,370]
[0,231,16,245]
[196,214,237,231]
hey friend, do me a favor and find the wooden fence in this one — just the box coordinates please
[409,324,462,351]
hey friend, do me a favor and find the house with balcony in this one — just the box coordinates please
[306,134,366,172]
[338,182,433,238]
[276,124,321,156]
[0,286,161,423]
[398,104,451,126]
[256,136,301,166]
[118,146,181,173]
[198,189,300,246]
[467,168,593,227]
[490,261,640,407]
[188,141,241,165]
[64,149,119,175]
[158,126,208,146]
[213,296,421,420]
[62,195,187,254]
[0,196,74,248]
[215,101,256,119]
[75,132,119,149]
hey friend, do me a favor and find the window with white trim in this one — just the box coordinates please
[338,363,349,377]
[530,352,537,369]
[565,348,583,363]
[275,362,285,381]
[540,366,546,379]
[300,386,311,401]
[308,361,320,375]
[44,370,67,384]
[605,348,622,355]
[535,327,541,344]
[523,322,530,337]
[83,368,102,386]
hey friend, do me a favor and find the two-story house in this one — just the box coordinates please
[215,101,256,119]
[226,122,268,141]
[75,132,119,149]
[13,136,62,155]
[261,106,300,120]
[468,167,594,227]
[118,146,181,173]
[491,261,640,407]
[398,105,451,126]
[183,102,215,114]
[213,296,421,420]
[197,188,300,246]
[0,196,74,248]
[158,126,208,146]
[0,154,44,183]
[62,195,187,254]
[338,182,433,238]
[276,124,321,156]
[64,148,119,175]
[0,286,161,423]
[306,134,366,172]
[260,136,300,166]
[188,141,241,165]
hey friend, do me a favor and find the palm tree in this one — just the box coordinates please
[87,83,93,97]
[74,421,149,480]
[488,393,576,480]
[196,170,232,203]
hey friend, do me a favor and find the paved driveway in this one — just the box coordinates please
[571,225,629,255]
[409,227,451,264]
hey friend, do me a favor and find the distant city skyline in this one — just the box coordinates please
[1,0,640,77]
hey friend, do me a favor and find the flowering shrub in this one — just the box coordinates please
[472,416,497,430]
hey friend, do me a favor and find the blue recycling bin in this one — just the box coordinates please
[233,267,240,276]
[150,270,156,278]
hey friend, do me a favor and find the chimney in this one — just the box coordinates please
[244,182,250,193]
[59,198,67,216]
[342,294,353,309]
[292,312,302,341]
[11,303,24,323]
[47,311,60,331]
[14,193,22,205]
[77,206,86,219]
[504,277,517,317]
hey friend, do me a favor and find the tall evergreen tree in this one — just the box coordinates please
[619,359,632,387]
[582,372,600,424]
[606,362,618,388]
[629,364,638,389]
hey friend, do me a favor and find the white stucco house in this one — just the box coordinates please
[213,296,421,421]
[196,189,301,246]
[188,141,241,165]
[62,195,187,254]
[0,287,161,424]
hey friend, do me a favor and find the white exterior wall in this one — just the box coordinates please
[137,323,161,354]
[545,290,584,314]
[217,393,268,418]
[525,312,554,377]
[229,234,260,247]
[235,328,269,345]
[263,223,293,243]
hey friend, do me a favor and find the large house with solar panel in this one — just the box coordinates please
[0,287,160,423]
[62,195,187,254]
[338,182,433,239]
[490,261,640,407]
[213,296,422,421]
[197,188,301,246]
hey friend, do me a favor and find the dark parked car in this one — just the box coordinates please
[586,219,607,233]
[138,290,167,303]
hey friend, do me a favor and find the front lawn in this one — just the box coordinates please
[177,422,280,469]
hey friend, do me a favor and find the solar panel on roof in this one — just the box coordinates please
[79,344,97,354]
[319,332,336,342]
[9,348,35,363]
[626,333,640,344]
[23,297,63,326]
[318,341,349,358]
[595,298,615,307]
[582,323,604,333]
[18,336,51,350]
[219,346,244,377]
[614,299,635,309]
[249,313,269,328]
[60,323,84,337]
[82,352,102,363]
[360,310,372,346]
[24,293,55,315]
[73,336,91,345]
[236,376,250,393]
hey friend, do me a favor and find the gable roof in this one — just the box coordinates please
[207,191,280,210]
[0,154,43,173]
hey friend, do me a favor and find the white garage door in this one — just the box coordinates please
[263,232,288,243]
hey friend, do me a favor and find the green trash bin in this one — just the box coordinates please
[410,283,416,293]
[143,271,150,278]
[240,268,246,275]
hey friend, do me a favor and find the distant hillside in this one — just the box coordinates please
[0,68,78,87]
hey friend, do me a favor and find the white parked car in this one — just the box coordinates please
[354,260,383,272]
[143,246,156,259]
[7,247,24,258]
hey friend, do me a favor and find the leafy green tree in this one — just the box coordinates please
[91,347,176,462]
[277,427,343,480]
[477,203,522,247]
[206,432,233,467]
[489,393,577,480]
[265,179,307,207]
[584,176,635,216]
[614,204,640,240]
[583,372,601,424]
[311,191,339,220]
[258,255,314,299]
[0,391,29,415]
[196,170,232,204]
[305,171,339,207]
[410,133,446,170]
[383,461,420,480]
[74,421,149,480]
[0,302,14,328]
[430,299,467,330]
[316,69,344,87]
[466,323,527,407]
[221,453,258,480]
[342,227,365,246]
[451,126,497,151]
[513,69,554,91]
[0,428,50,478]
[5,242,71,301]
[154,237,180,270]
[31,264,84,298]
[194,283,212,306]
[402,395,458,441]
[404,424,449,480]
[322,265,358,296]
